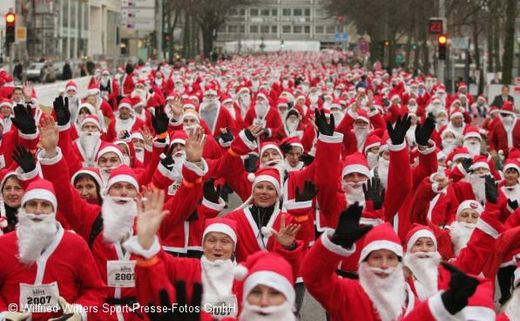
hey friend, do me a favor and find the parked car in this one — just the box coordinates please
[25,62,46,81]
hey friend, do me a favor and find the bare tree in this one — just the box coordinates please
[502,0,518,84]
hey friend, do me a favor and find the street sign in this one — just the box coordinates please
[335,32,349,42]
[121,8,155,20]
[124,20,155,31]
[428,18,445,34]
[122,0,155,7]
[358,38,369,54]
[16,27,26,42]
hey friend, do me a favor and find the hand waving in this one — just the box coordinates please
[363,177,385,210]
[272,214,301,249]
[11,104,36,134]
[53,96,71,126]
[331,203,373,249]
[12,145,36,173]
[185,127,206,163]
[136,187,169,250]
[440,262,480,315]
[203,178,221,204]
[386,114,412,145]
[151,105,169,135]
[314,109,335,136]
[415,113,436,146]
[295,181,318,202]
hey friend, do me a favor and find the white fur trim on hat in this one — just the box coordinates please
[469,162,489,171]
[71,170,103,189]
[243,271,295,304]
[21,189,57,210]
[464,132,481,140]
[87,88,100,96]
[205,89,217,96]
[359,240,403,263]
[456,200,483,217]
[406,229,437,252]
[203,223,237,245]
[107,174,139,192]
[342,164,370,178]
[66,85,77,92]
[253,175,281,196]
[260,144,282,157]
[453,153,470,162]
[97,146,124,163]
[450,111,463,119]
[504,163,520,173]
[119,102,132,110]
[171,138,186,145]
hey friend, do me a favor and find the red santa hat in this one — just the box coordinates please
[204,85,218,96]
[65,80,78,92]
[450,107,464,119]
[446,147,471,165]
[255,90,269,101]
[469,155,490,171]
[203,217,238,246]
[78,102,95,115]
[501,101,515,115]
[106,165,139,192]
[96,143,124,163]
[220,93,233,105]
[259,142,282,158]
[463,126,481,141]
[118,97,133,111]
[359,223,403,263]
[503,159,520,173]
[0,98,13,110]
[234,251,295,304]
[342,152,370,178]
[79,115,101,130]
[356,109,370,124]
[21,179,57,211]
[276,97,289,108]
[405,224,437,252]
[87,78,100,96]
[182,109,200,123]
[135,79,146,88]
[251,168,281,196]
[170,130,188,145]
[456,200,484,218]
[280,136,303,151]
[363,135,381,154]
[130,130,144,142]
[71,167,103,189]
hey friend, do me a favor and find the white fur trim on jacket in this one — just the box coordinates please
[184,159,208,177]
[320,229,356,257]
[428,292,464,321]
[318,132,344,144]
[38,147,63,166]
[123,235,161,259]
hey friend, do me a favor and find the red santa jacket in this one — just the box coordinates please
[335,109,386,156]
[489,118,520,156]
[0,226,105,321]
[197,105,236,138]
[244,105,283,142]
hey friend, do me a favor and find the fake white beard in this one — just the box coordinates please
[502,115,515,128]
[17,209,58,265]
[403,252,441,300]
[332,111,344,125]
[353,126,369,152]
[101,196,137,243]
[358,262,406,321]
[408,104,417,113]
[504,287,520,321]
[468,174,487,204]
[285,120,299,134]
[283,159,303,172]
[463,141,481,157]
[406,126,417,147]
[79,131,101,162]
[171,154,186,179]
[132,89,147,103]
[239,301,295,321]
[367,152,379,170]
[502,184,520,202]
[240,95,251,110]
[449,221,476,256]
[442,138,457,155]
[134,147,145,163]
[155,78,163,86]
[201,255,236,306]
[342,181,366,206]
[309,94,319,104]
[183,124,200,136]
[123,155,131,166]
[100,77,109,87]
[175,85,185,94]
[255,102,269,119]
[378,159,390,190]
[116,116,134,135]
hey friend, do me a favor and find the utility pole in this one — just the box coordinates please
[438,0,446,85]
[156,0,163,61]
[237,0,242,53]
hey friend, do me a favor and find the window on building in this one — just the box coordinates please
[240,8,245,15]
[315,26,324,34]
[229,8,238,16]
[271,9,278,16]
[70,0,76,29]
[282,25,291,33]
[250,25,259,33]
[261,9,270,16]
[293,8,302,16]
[271,25,277,33]
[83,3,88,30]
[282,8,291,16]
[326,25,336,34]
[293,25,302,33]
[261,25,269,33]
[304,8,311,16]
[250,8,259,16]
[62,0,68,27]
[240,25,245,33]
[228,25,238,33]
[304,26,310,33]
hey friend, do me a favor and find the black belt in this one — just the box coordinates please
[165,249,203,258]
[336,270,359,279]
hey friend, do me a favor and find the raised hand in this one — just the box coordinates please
[139,126,154,148]
[147,282,203,321]
[53,96,71,126]
[22,81,33,101]
[299,153,314,166]
[440,262,480,315]
[507,199,518,211]
[386,114,412,145]
[331,203,373,249]
[12,145,36,173]
[295,181,319,202]
[170,96,184,117]
[185,127,206,163]
[11,104,36,134]
[415,113,436,146]
[244,125,263,141]
[460,158,473,173]
[160,144,175,170]
[203,178,221,204]
[314,109,335,136]
[218,128,234,144]
[485,175,498,204]
[38,114,59,154]
[363,177,385,210]
[136,187,169,250]
[272,214,301,249]
[151,105,169,135]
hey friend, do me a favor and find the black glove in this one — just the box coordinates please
[299,153,314,166]
[280,142,292,154]
[147,282,202,321]
[11,104,36,134]
[203,178,221,204]
[219,129,234,144]
[386,114,411,145]
[485,175,498,204]
[415,113,436,146]
[295,181,318,202]
[331,203,373,249]
[315,109,335,136]
[12,145,36,173]
[160,145,175,170]
[53,96,70,126]
[460,158,473,173]
[116,95,124,106]
[508,199,518,211]
[243,129,256,142]
[363,177,385,210]
[441,262,480,315]
[151,106,169,135]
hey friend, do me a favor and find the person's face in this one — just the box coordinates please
[286,147,303,167]
[443,132,456,140]
[278,106,288,114]
[451,116,463,127]
[354,119,369,128]
[504,168,519,185]
[2,177,23,208]
[366,249,400,278]
[204,93,217,101]
[81,123,99,133]
[203,232,234,261]
[75,176,99,203]
[247,285,286,307]
[132,138,144,149]
[98,152,122,170]
[183,116,198,126]
[343,172,368,184]
[171,143,186,156]
[0,106,11,117]
[410,237,435,254]
[457,209,479,224]
[261,148,282,165]
[119,108,131,120]
[465,137,480,145]
[66,89,77,97]
[252,181,278,208]
[12,89,23,101]
[472,167,489,175]
[24,199,54,215]
[502,86,509,96]
[107,182,138,198]
[86,95,97,106]
[287,115,299,123]
[368,146,380,155]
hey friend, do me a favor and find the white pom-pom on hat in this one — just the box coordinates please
[234,264,249,281]
[261,226,272,237]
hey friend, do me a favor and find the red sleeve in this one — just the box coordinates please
[412,145,438,189]
[385,142,412,221]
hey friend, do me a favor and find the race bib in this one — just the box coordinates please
[107,260,136,288]
[253,118,266,128]
[204,295,238,318]
[168,182,181,196]
[19,282,60,313]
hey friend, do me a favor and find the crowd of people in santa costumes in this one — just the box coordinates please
[0,51,519,321]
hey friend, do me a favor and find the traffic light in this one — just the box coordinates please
[5,12,16,45]
[438,34,447,60]
[383,40,390,48]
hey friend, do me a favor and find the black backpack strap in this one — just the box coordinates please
[88,212,104,248]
